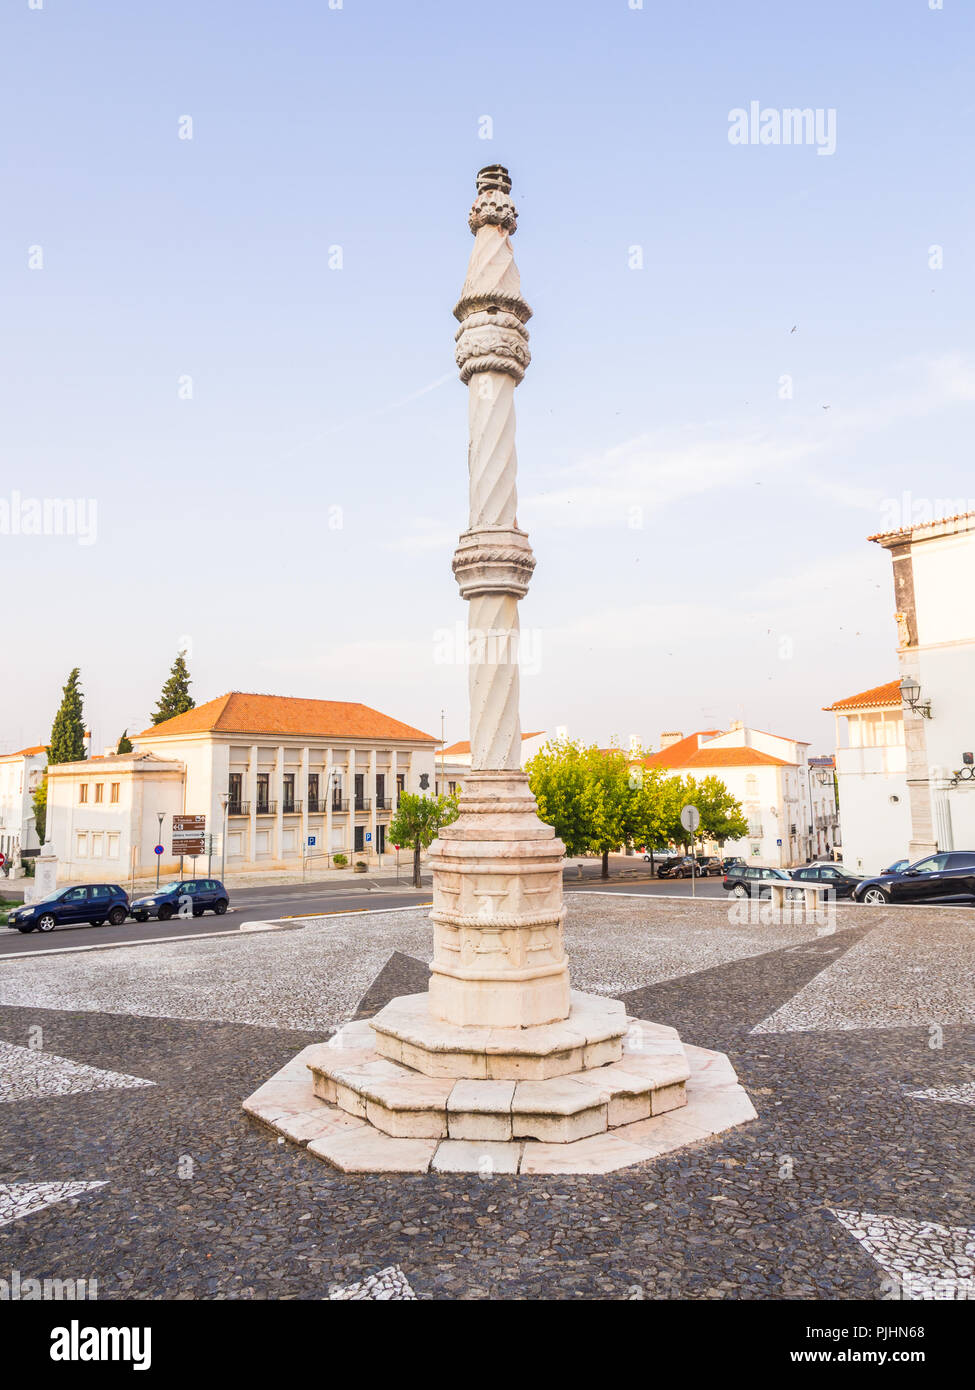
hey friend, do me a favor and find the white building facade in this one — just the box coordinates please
[644,723,839,868]
[0,745,47,864]
[46,692,438,882]
[828,511,975,873]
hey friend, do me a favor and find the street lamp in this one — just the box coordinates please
[899,675,932,719]
[156,811,165,889]
[219,791,229,883]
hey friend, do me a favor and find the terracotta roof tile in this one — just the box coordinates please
[135,692,436,743]
[0,744,47,760]
[823,679,902,712]
[867,510,975,543]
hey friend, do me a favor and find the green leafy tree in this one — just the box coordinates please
[49,668,86,764]
[527,740,635,879]
[32,776,48,845]
[690,774,749,847]
[526,738,594,858]
[388,790,460,888]
[151,650,195,725]
[116,730,133,754]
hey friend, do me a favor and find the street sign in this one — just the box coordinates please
[680,804,700,833]
[154,845,164,856]
[365,832,372,842]
[0,851,6,867]
[776,838,782,847]
[307,835,316,847]
[173,814,206,857]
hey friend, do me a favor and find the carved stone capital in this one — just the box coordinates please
[468,164,518,234]
[454,310,531,383]
[452,527,536,599]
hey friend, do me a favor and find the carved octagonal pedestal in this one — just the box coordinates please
[243,167,756,1174]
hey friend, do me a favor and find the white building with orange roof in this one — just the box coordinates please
[45,692,438,881]
[826,509,975,871]
[824,680,909,875]
[0,744,48,864]
[641,722,838,867]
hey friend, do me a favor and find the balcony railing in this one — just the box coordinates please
[256,800,277,815]
[228,801,249,816]
[331,798,349,812]
[355,797,371,812]
[282,800,302,815]
[375,797,391,811]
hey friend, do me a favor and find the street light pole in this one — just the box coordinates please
[219,792,229,883]
[156,811,164,889]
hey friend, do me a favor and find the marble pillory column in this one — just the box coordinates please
[242,166,757,1174]
[426,165,570,1030]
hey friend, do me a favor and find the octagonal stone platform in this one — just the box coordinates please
[242,995,757,1175]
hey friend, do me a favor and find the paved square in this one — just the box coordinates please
[0,896,971,1299]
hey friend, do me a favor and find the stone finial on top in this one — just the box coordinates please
[469,164,518,235]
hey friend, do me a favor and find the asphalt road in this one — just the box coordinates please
[0,870,728,958]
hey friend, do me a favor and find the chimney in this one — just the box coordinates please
[628,734,642,756]
[659,731,684,750]
[83,729,92,758]
[729,719,743,731]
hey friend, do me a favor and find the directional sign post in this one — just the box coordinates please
[172,814,206,860]
[680,804,701,898]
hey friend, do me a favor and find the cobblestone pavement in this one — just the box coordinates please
[0,898,971,1300]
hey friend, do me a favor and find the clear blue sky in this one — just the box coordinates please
[1,0,972,754]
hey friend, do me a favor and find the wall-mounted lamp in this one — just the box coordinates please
[899,675,932,719]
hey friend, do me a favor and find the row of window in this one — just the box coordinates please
[78,782,120,804]
[75,832,121,859]
[227,771,406,814]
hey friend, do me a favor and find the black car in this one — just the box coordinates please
[656,856,697,879]
[7,883,130,934]
[721,856,745,873]
[129,878,229,922]
[790,862,863,899]
[722,865,791,898]
[853,852,975,906]
[695,856,724,877]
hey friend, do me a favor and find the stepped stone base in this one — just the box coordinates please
[242,992,757,1175]
[371,989,627,1080]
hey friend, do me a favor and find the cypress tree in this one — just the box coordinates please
[48,667,86,764]
[151,650,196,725]
[117,730,133,753]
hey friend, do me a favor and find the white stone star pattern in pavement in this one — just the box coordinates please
[0,1182,107,1229]
[904,1082,975,1107]
[0,1039,155,1104]
[328,1265,417,1300]
[830,1209,975,1299]
[751,921,975,1035]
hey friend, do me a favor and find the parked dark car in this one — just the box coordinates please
[6,884,130,934]
[853,852,975,906]
[790,862,863,899]
[129,879,229,922]
[721,856,745,873]
[656,856,697,879]
[695,856,724,877]
[722,865,791,898]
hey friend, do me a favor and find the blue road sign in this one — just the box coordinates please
[365,832,372,842]
[307,835,316,847]
[154,845,164,855]
[776,838,782,847]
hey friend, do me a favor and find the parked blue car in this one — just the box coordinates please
[7,883,130,934]
[129,879,229,922]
